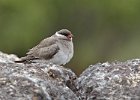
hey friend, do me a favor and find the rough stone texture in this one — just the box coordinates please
[76,60,140,100]
[1,51,140,100]
[0,51,78,100]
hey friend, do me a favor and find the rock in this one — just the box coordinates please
[1,51,140,100]
[0,51,19,63]
[0,51,78,100]
[76,60,140,100]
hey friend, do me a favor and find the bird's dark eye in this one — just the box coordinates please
[60,32,69,36]
[57,29,71,37]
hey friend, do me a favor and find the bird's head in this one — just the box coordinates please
[55,29,73,41]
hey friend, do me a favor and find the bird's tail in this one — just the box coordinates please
[14,60,25,63]
[14,56,27,63]
[15,56,39,63]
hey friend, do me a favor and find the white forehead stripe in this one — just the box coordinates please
[55,32,64,37]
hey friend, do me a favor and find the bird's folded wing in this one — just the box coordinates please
[37,44,60,59]
[19,44,60,62]
[15,37,59,62]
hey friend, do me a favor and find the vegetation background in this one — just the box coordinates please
[0,0,140,74]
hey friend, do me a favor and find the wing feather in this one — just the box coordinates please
[16,36,59,63]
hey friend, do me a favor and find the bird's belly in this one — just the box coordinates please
[50,51,69,65]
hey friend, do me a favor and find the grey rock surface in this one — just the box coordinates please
[1,51,140,100]
[0,51,78,100]
[76,60,140,100]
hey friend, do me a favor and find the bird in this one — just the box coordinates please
[15,29,74,65]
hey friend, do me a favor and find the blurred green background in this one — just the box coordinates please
[0,0,140,74]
